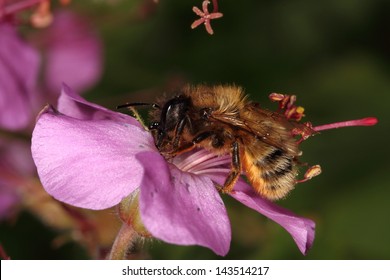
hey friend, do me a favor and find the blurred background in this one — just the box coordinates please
[0,0,389,259]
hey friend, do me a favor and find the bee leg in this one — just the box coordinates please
[220,141,241,194]
[172,115,193,149]
[172,119,185,148]
[167,131,215,156]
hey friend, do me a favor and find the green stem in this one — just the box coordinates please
[108,223,137,260]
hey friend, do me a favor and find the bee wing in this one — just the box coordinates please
[211,104,310,154]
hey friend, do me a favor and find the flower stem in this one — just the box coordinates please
[108,223,137,260]
[313,117,378,132]
[212,0,219,13]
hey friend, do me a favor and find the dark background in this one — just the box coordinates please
[1,0,389,259]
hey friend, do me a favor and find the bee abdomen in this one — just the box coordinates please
[244,147,297,200]
[262,159,293,180]
[264,148,284,164]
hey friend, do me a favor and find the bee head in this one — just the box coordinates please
[150,95,192,149]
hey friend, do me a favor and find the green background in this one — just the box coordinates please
[1,0,389,259]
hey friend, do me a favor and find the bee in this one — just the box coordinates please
[119,85,315,200]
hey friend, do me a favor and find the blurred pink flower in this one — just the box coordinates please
[0,10,103,130]
[0,9,103,223]
[41,10,103,94]
[31,84,315,256]
[0,22,41,131]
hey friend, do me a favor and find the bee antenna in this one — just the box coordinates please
[116,102,160,110]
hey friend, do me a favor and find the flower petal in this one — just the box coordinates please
[138,151,231,256]
[31,106,154,210]
[209,13,223,19]
[192,6,205,17]
[204,21,214,35]
[43,11,103,93]
[0,23,40,131]
[191,18,205,29]
[57,83,142,129]
[229,182,315,255]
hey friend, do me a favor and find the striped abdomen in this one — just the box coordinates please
[243,145,298,200]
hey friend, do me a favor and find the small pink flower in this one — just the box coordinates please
[191,0,223,35]
[31,84,315,256]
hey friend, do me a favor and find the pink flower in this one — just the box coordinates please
[31,84,315,256]
[191,0,223,35]
[0,10,103,215]
[0,10,103,131]
[41,10,103,94]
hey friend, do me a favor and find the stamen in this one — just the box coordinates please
[297,165,322,183]
[269,93,285,102]
[313,117,378,132]
[211,0,219,13]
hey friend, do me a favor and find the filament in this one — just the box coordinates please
[313,117,378,132]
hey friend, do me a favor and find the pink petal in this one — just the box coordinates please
[191,18,206,29]
[209,13,223,19]
[230,182,315,255]
[0,23,40,131]
[57,84,142,129]
[31,106,155,210]
[192,6,205,17]
[137,151,231,256]
[202,1,210,13]
[43,11,103,93]
[172,149,314,254]
[204,21,214,35]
